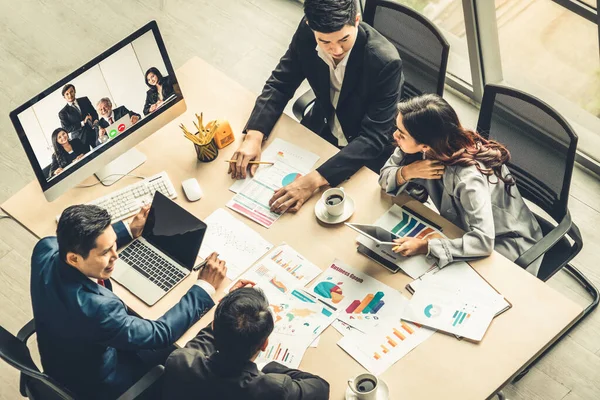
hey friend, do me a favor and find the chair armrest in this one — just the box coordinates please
[514,211,572,269]
[16,319,36,343]
[116,364,165,400]
[292,88,316,121]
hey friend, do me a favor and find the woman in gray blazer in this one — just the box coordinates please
[379,94,543,276]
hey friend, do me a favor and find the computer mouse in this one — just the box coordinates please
[181,178,203,202]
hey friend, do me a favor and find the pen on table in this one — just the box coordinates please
[193,254,218,271]
[224,160,274,165]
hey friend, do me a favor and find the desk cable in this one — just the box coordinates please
[75,173,146,188]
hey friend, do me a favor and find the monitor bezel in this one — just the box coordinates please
[9,20,181,196]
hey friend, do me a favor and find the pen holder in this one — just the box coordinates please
[194,137,219,162]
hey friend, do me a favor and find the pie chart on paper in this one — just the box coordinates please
[424,304,442,318]
[282,172,302,186]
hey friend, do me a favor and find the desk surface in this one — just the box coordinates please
[2,57,584,400]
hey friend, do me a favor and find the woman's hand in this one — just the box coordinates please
[149,103,158,113]
[53,168,64,176]
[392,237,428,256]
[75,154,84,161]
[403,160,445,180]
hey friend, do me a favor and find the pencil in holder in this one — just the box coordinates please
[194,137,219,162]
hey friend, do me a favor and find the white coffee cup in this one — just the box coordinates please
[321,187,345,217]
[347,373,379,400]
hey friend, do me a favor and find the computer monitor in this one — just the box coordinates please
[9,21,186,202]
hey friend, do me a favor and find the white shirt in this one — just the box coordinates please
[316,44,354,147]
[102,111,116,125]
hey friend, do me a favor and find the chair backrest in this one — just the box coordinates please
[476,84,578,223]
[363,0,450,98]
[0,325,74,400]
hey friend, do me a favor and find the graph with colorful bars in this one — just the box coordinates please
[345,291,386,314]
[337,319,436,375]
[390,207,444,240]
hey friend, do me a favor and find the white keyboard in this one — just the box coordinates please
[56,171,177,224]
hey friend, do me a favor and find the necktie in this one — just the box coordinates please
[72,102,81,114]
[97,279,105,287]
[108,116,114,124]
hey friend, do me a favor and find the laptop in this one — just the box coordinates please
[111,191,207,305]
[104,114,133,140]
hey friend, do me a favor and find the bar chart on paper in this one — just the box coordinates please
[265,244,323,286]
[255,333,311,369]
[338,320,435,375]
[391,208,443,239]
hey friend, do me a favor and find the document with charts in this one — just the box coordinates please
[306,259,408,331]
[229,138,320,193]
[198,208,273,280]
[338,317,435,376]
[402,280,497,342]
[227,161,303,228]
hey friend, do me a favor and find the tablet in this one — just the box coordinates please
[345,223,400,245]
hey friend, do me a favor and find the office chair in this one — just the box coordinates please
[0,319,165,400]
[476,84,599,381]
[292,0,450,121]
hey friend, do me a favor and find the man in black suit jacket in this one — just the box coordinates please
[58,84,99,150]
[95,97,141,146]
[228,0,403,213]
[162,285,330,400]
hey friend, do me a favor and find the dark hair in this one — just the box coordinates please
[61,83,75,97]
[57,205,111,262]
[213,287,274,362]
[398,94,516,193]
[51,128,70,168]
[304,0,358,33]
[144,67,164,88]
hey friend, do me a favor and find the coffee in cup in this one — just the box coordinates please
[347,373,379,400]
[321,187,345,217]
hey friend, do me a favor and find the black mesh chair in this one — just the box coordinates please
[292,0,450,121]
[0,319,165,400]
[476,84,599,380]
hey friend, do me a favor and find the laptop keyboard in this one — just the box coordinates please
[119,241,187,292]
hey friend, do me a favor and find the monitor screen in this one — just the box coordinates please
[9,21,183,197]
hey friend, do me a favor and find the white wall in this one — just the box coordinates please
[16,31,167,170]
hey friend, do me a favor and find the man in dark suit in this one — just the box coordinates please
[162,286,329,400]
[58,83,99,150]
[95,97,142,146]
[30,204,226,400]
[228,0,403,213]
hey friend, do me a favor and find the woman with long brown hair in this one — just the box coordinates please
[379,94,543,275]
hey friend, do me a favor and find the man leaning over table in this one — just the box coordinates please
[30,204,227,400]
[227,0,404,213]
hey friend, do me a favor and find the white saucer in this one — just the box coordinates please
[315,195,355,224]
[345,379,389,400]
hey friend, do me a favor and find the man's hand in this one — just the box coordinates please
[229,279,256,292]
[84,114,93,124]
[198,252,227,289]
[131,115,140,124]
[53,168,64,176]
[98,127,107,139]
[392,237,428,256]
[228,130,264,179]
[129,205,151,238]
[269,170,328,214]
[402,160,445,181]
[149,104,158,113]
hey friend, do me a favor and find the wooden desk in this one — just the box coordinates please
[2,57,583,400]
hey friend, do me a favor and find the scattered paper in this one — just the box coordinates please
[403,280,497,342]
[338,318,435,376]
[227,161,301,228]
[198,208,273,280]
[229,138,320,193]
[255,333,313,369]
[306,259,407,330]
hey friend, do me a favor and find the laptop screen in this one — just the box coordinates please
[142,191,206,269]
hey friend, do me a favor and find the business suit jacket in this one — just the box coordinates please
[162,326,330,400]
[245,19,403,186]
[379,148,544,275]
[30,222,215,399]
[49,138,89,177]
[143,76,175,115]
[96,106,142,146]
[58,96,98,149]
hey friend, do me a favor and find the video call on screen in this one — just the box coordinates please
[16,30,180,182]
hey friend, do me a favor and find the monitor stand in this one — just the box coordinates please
[95,148,147,186]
